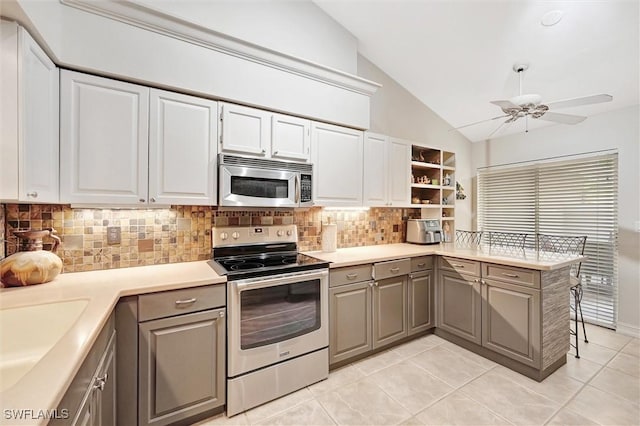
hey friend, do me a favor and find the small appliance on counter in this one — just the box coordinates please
[406,219,443,245]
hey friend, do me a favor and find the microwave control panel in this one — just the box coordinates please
[300,174,312,202]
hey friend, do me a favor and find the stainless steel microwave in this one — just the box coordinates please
[218,154,313,207]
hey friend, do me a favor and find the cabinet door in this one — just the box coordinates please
[60,70,149,205]
[139,308,225,426]
[19,26,59,203]
[408,270,434,335]
[363,132,388,206]
[149,89,218,205]
[271,114,310,161]
[329,281,372,365]
[220,102,269,156]
[0,22,59,203]
[373,275,408,349]
[388,138,411,207]
[482,279,541,367]
[437,271,482,345]
[95,332,116,426]
[311,122,364,206]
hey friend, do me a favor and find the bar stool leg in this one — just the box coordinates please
[576,285,589,343]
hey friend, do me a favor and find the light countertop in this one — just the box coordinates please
[0,261,225,425]
[305,242,583,270]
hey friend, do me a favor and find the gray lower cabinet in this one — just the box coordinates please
[482,278,540,367]
[139,308,226,426]
[53,315,116,426]
[329,281,373,364]
[408,269,434,335]
[437,271,482,345]
[372,274,408,348]
[74,333,116,426]
[116,284,226,426]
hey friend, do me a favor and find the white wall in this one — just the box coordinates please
[472,106,640,336]
[357,55,473,230]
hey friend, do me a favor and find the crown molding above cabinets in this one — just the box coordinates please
[54,0,380,129]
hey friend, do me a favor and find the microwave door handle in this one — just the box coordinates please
[295,174,300,204]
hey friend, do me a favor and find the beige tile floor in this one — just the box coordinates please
[194,324,640,426]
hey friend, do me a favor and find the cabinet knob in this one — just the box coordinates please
[26,191,38,198]
[261,149,266,154]
[219,311,225,318]
[94,373,107,391]
[139,199,146,203]
[150,198,156,203]
[273,150,279,155]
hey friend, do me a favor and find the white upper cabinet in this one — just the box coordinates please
[0,22,59,203]
[61,70,150,205]
[220,102,310,161]
[61,70,218,206]
[363,132,389,206]
[219,103,270,156]
[388,138,411,206]
[149,89,218,205]
[363,134,411,207]
[311,122,363,206]
[271,114,310,162]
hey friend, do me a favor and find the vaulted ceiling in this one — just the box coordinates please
[314,0,639,142]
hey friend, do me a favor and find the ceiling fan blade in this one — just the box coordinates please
[486,119,514,140]
[449,114,510,131]
[491,100,521,110]
[545,94,613,110]
[537,111,586,124]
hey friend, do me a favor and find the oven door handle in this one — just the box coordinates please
[234,269,328,292]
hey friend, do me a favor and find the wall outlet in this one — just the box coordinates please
[107,227,121,245]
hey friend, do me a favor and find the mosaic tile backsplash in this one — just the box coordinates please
[1,204,419,273]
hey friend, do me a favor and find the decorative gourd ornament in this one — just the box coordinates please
[0,228,63,287]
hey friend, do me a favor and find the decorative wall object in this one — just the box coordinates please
[456,181,467,200]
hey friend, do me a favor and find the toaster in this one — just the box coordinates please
[406,219,442,245]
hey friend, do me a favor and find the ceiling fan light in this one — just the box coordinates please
[510,93,542,107]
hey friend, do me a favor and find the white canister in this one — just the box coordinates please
[321,223,337,252]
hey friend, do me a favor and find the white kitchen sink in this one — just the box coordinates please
[0,299,89,392]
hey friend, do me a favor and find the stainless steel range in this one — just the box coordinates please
[209,225,329,416]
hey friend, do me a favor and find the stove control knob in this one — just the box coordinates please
[232,231,240,240]
[286,230,292,236]
[220,232,228,241]
[277,230,284,237]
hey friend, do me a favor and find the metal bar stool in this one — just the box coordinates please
[455,230,483,246]
[537,233,588,358]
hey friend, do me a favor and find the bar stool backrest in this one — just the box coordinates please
[487,231,529,249]
[537,234,587,279]
[455,230,482,246]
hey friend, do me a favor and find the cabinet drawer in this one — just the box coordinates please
[439,256,481,277]
[411,256,433,272]
[330,264,372,287]
[138,285,226,321]
[373,258,410,280]
[483,263,540,289]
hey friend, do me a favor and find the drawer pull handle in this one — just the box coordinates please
[452,264,465,268]
[346,273,358,280]
[94,373,108,391]
[417,263,426,267]
[175,298,197,307]
[390,267,400,273]
[502,273,519,278]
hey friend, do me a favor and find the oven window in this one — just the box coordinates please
[240,279,320,349]
[231,176,289,199]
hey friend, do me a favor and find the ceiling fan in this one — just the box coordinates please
[453,63,613,139]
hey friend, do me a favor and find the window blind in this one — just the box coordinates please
[478,152,619,328]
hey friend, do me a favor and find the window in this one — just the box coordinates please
[478,151,619,328]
